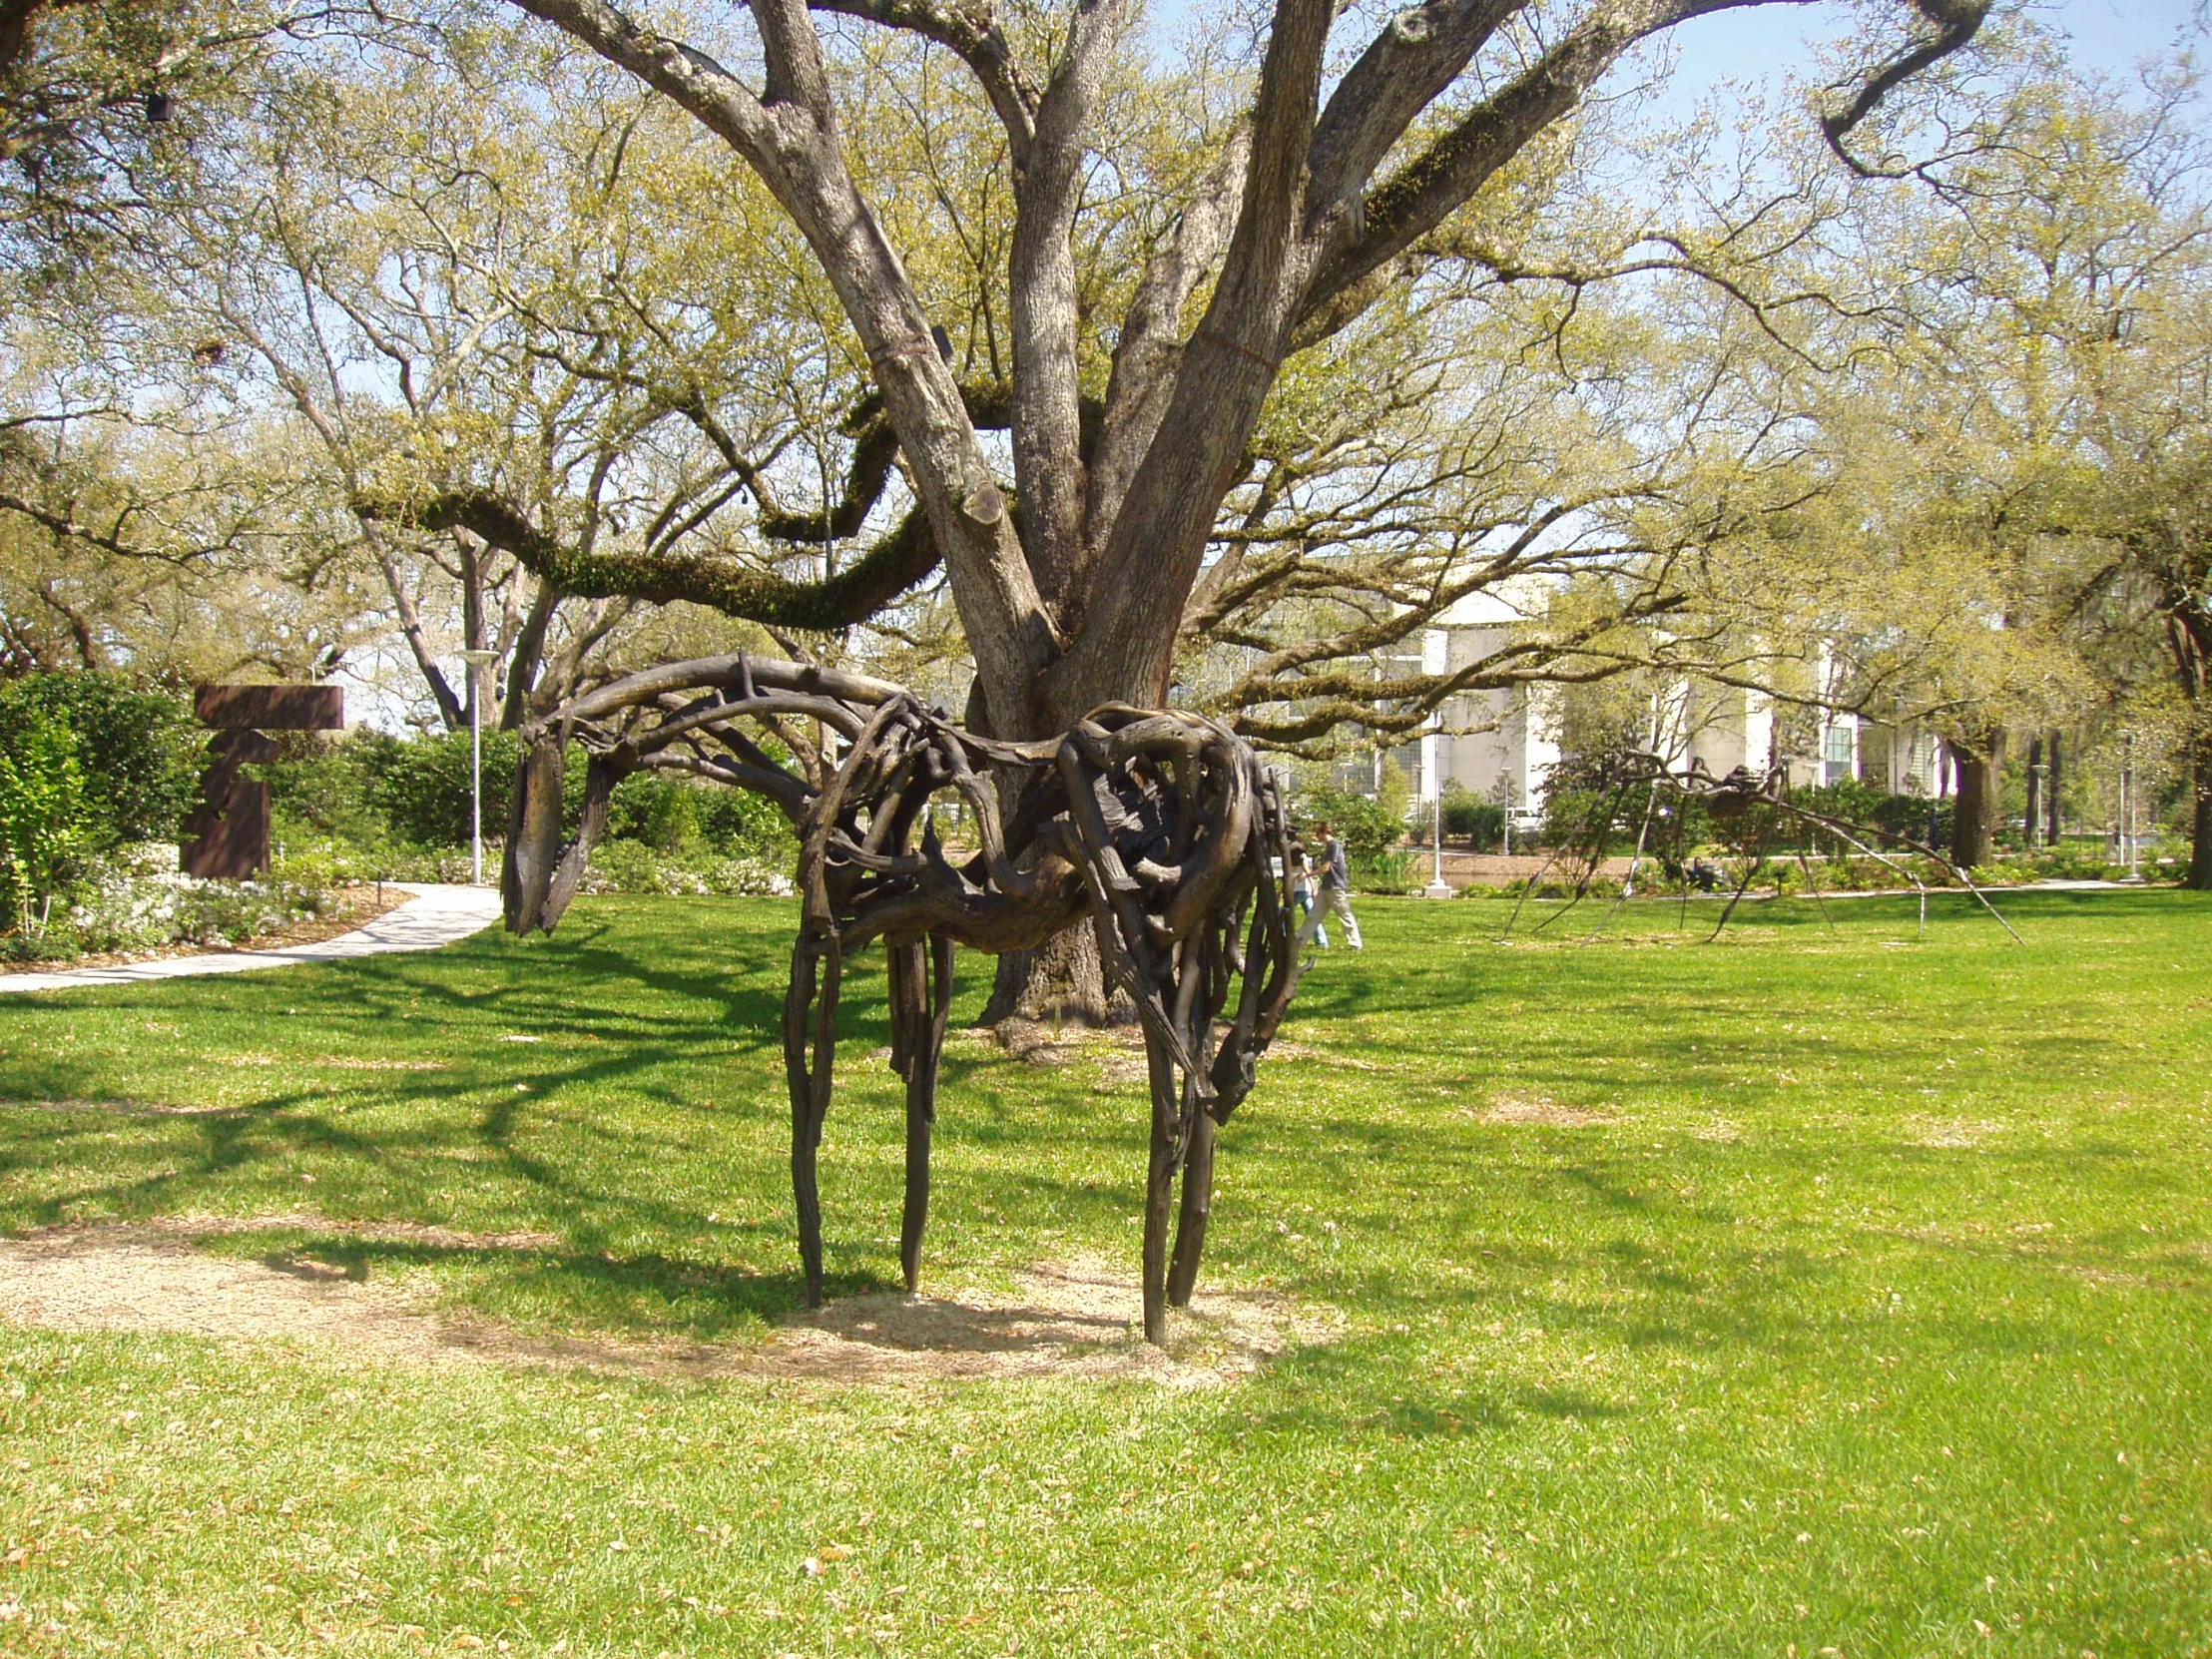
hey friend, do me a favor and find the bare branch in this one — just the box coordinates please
[509,0,1062,728]
[1087,125,1252,552]
[809,0,1038,162]
[1820,0,1991,177]
[1008,0,1130,605]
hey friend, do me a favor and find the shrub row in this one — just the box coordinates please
[0,671,804,956]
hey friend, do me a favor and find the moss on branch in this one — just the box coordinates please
[357,490,943,632]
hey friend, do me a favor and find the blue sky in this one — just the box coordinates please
[1636,0,2203,110]
[1146,1,2206,104]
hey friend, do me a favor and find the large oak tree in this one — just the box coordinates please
[487,0,1990,744]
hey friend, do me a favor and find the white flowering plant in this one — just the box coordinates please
[579,838,794,898]
[2,842,344,962]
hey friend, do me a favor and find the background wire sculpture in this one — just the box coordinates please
[1497,751,2023,946]
[501,654,1304,1344]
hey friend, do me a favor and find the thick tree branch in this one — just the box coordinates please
[361,518,465,731]
[1008,0,1128,609]
[809,0,1038,162]
[1304,0,1517,226]
[367,489,944,632]
[1051,0,1333,708]
[0,490,194,563]
[1820,0,1991,176]
[1304,0,1762,322]
[1087,125,1252,557]
[1229,595,1689,749]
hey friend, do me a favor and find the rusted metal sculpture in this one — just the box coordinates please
[502,655,1303,1344]
[182,685,344,878]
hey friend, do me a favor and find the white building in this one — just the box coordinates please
[1361,587,1558,824]
[1355,593,1955,822]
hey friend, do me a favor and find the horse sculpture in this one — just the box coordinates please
[501,655,1304,1344]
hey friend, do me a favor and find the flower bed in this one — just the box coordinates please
[0,843,348,963]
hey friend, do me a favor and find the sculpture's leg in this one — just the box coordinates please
[1140,1033,1179,1346]
[782,935,840,1308]
[895,936,951,1293]
[1165,1108,1217,1308]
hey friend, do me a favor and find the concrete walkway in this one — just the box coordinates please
[0,883,504,995]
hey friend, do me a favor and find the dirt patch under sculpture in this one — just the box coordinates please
[0,1225,1333,1386]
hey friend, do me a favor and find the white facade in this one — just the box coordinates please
[1344,586,1954,818]
[1410,588,1560,820]
[1658,679,1778,782]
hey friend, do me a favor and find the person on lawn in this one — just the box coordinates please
[1297,821,1363,951]
[1288,831,1327,947]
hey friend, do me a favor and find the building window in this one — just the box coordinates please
[1823,723,1855,785]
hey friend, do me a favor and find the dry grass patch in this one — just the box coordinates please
[1479,1092,1617,1127]
[1911,1117,2009,1148]
[0,1227,1334,1387]
[1,1096,242,1117]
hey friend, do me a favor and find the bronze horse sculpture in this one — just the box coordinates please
[502,655,1304,1344]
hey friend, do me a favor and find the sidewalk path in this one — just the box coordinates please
[0,884,504,995]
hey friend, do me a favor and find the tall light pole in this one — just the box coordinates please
[1422,714,1451,898]
[2121,732,2141,881]
[1423,791,1450,897]
[458,649,501,886]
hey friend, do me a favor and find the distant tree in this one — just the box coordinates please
[1640,53,2209,869]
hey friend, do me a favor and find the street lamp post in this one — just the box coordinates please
[458,649,501,886]
[1424,788,1451,897]
[2121,732,2142,881]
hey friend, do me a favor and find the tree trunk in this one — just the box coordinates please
[2188,733,2212,892]
[2023,735,2042,849]
[1947,731,2002,869]
[980,921,1115,1026]
[2046,731,2063,846]
[974,660,1160,1027]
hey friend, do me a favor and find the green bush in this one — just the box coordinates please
[1353,849,1418,894]
[1440,786,1504,848]
[267,727,801,869]
[0,705,90,928]
[609,773,700,850]
[0,672,203,925]
[581,838,793,898]
[1295,785,1406,862]
[2021,848,2126,882]
[1494,874,1623,901]
[697,784,796,861]
[361,728,525,847]
[262,730,403,846]
[606,772,795,861]
[0,672,200,845]
[1786,783,1949,854]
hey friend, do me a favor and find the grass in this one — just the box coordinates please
[1,888,2208,1656]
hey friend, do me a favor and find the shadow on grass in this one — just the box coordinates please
[206,1225,886,1339]
[6,887,2202,1380]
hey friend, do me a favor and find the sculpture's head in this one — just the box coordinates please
[502,725,629,935]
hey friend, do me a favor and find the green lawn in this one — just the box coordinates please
[1,889,2208,1656]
